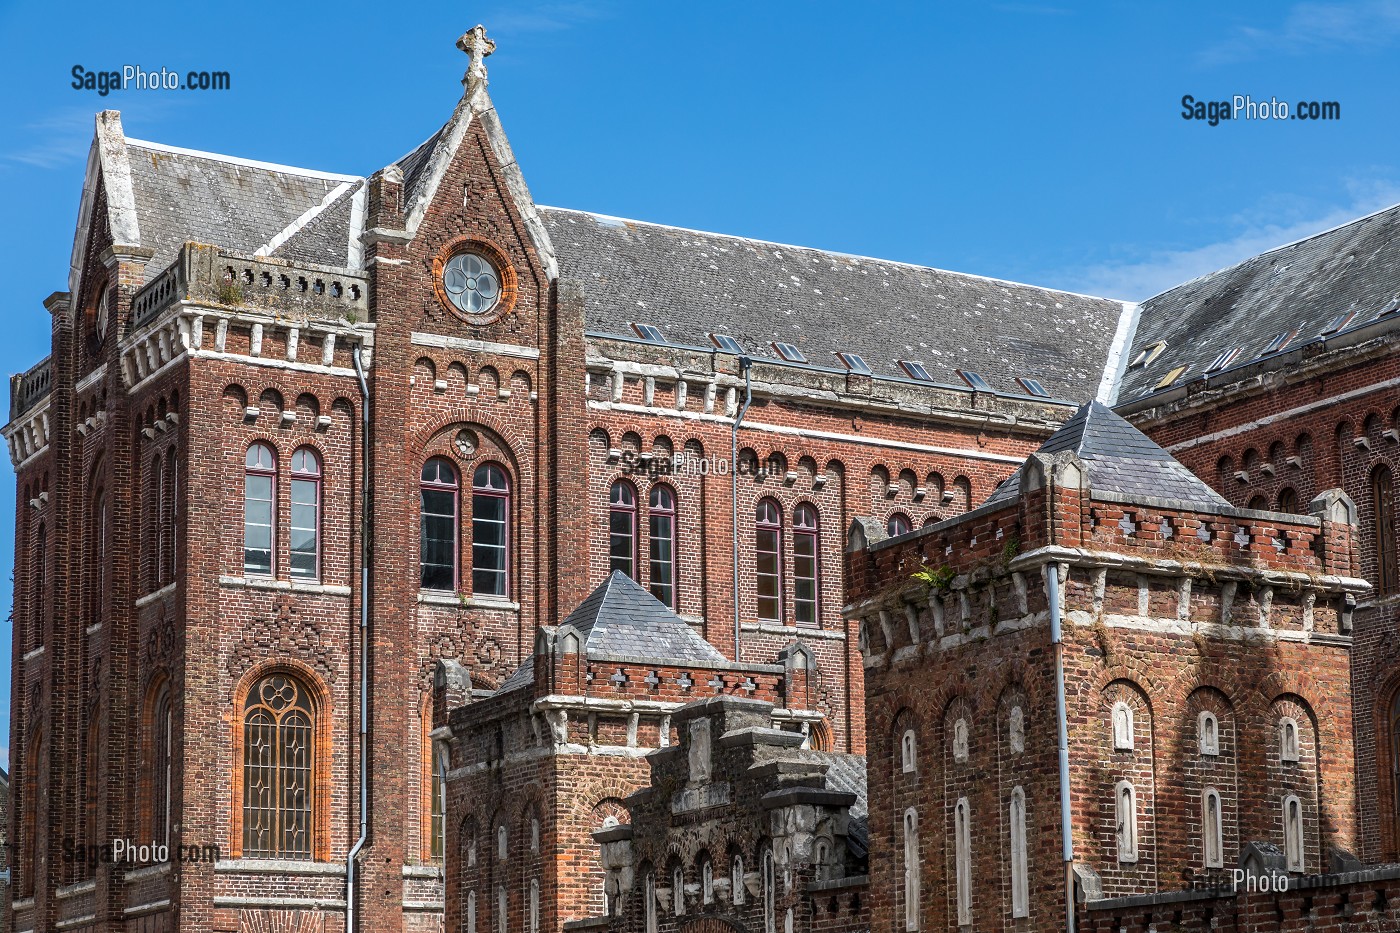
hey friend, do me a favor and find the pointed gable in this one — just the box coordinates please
[982,401,1231,511]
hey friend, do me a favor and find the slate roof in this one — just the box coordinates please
[1118,201,1400,404]
[981,401,1232,510]
[124,140,363,281]
[497,571,726,694]
[540,207,1126,403]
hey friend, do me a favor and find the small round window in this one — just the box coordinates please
[441,252,500,316]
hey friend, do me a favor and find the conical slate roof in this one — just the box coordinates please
[982,402,1231,511]
[498,571,725,693]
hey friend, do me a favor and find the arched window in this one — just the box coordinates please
[731,853,745,905]
[793,504,819,626]
[20,731,40,897]
[1374,465,1397,594]
[164,447,177,583]
[420,458,459,591]
[903,807,921,930]
[1010,787,1028,918]
[1203,787,1223,868]
[152,684,173,848]
[85,714,100,858]
[1392,691,1400,852]
[672,863,685,916]
[156,453,167,585]
[497,884,508,933]
[1283,795,1304,871]
[648,486,677,608]
[1115,781,1138,863]
[761,847,775,933]
[887,512,912,537]
[244,443,276,577]
[497,823,508,861]
[645,868,658,933]
[530,815,540,852]
[472,463,510,596]
[1198,711,1220,756]
[701,853,714,904]
[242,672,315,859]
[529,878,540,933]
[953,717,969,763]
[954,798,972,926]
[467,891,477,933]
[32,522,46,649]
[430,742,446,861]
[901,728,918,773]
[609,481,637,579]
[1112,701,1135,751]
[755,499,783,623]
[1277,487,1299,514]
[90,490,108,626]
[1009,706,1025,754]
[289,447,321,581]
[1280,717,1300,762]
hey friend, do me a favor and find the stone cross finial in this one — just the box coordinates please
[456,25,496,88]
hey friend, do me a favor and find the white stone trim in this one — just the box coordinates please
[740,621,847,641]
[123,899,172,917]
[219,575,352,596]
[1097,301,1141,405]
[214,858,346,875]
[74,364,108,395]
[135,582,177,607]
[213,897,346,910]
[411,332,540,360]
[256,181,355,258]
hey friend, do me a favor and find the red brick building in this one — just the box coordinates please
[848,402,1369,931]
[3,26,1125,933]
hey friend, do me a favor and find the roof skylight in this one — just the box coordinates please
[957,370,993,392]
[1016,377,1050,397]
[631,323,666,343]
[899,360,933,381]
[1204,347,1241,373]
[774,342,808,363]
[836,352,871,375]
[710,333,744,354]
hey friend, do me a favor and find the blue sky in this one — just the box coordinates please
[0,0,1396,763]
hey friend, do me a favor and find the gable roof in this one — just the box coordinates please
[1117,201,1400,404]
[123,138,363,279]
[497,571,725,693]
[540,206,1128,403]
[982,401,1231,510]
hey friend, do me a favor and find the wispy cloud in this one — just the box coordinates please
[485,2,611,35]
[1063,176,1400,300]
[1199,0,1400,65]
[0,110,95,169]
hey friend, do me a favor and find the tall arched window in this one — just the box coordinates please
[1010,787,1028,918]
[887,512,912,537]
[701,853,714,904]
[1280,717,1300,762]
[645,868,658,933]
[421,458,459,591]
[529,878,540,933]
[20,731,40,897]
[288,448,322,581]
[648,486,676,608]
[901,729,918,773]
[1374,465,1397,594]
[430,741,446,861]
[793,504,819,626]
[89,490,108,627]
[1277,487,1299,514]
[755,499,783,623]
[1392,691,1400,853]
[761,847,775,933]
[497,884,508,933]
[85,714,100,857]
[156,453,168,585]
[1116,781,1138,863]
[244,443,277,577]
[1112,701,1135,751]
[242,672,315,859]
[731,853,745,905]
[472,463,510,596]
[672,863,685,916]
[1203,787,1223,868]
[609,481,637,578]
[903,807,921,930]
[1198,711,1220,756]
[468,891,477,933]
[954,798,972,926]
[1283,795,1304,871]
[152,684,173,848]
[32,522,46,650]
[164,447,178,583]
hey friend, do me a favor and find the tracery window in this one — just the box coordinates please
[242,672,315,858]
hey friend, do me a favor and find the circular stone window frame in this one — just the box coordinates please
[431,237,518,326]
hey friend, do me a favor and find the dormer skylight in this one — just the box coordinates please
[1129,341,1167,369]
[1154,365,1188,390]
[710,333,744,354]
[1320,310,1355,335]
[1260,329,1298,356]
[957,370,993,392]
[899,360,933,381]
[1016,377,1050,397]
[631,323,666,343]
[836,352,871,375]
[774,342,808,363]
[1204,347,1241,373]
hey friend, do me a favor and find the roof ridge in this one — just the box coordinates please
[125,137,363,183]
[539,205,1126,304]
[1139,199,1400,305]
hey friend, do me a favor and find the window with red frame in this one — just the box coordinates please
[472,463,510,596]
[610,481,638,579]
[793,504,819,626]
